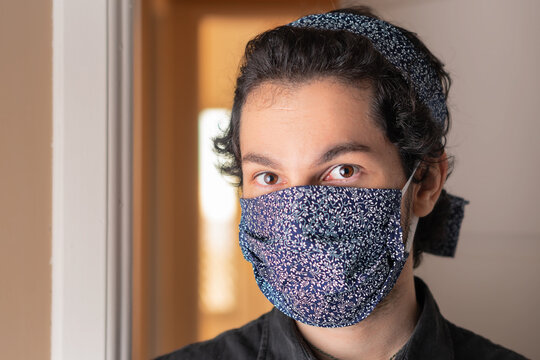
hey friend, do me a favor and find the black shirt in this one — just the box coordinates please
[157,277,526,359]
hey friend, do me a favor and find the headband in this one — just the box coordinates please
[289,12,468,258]
[289,12,448,126]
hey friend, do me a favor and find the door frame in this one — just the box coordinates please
[51,1,133,359]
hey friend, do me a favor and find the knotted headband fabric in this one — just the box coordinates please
[288,12,469,257]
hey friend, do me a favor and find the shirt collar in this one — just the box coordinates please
[395,277,454,360]
[263,276,454,360]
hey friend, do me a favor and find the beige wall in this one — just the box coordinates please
[0,1,52,359]
[343,0,540,358]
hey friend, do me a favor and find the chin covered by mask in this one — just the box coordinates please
[238,173,418,328]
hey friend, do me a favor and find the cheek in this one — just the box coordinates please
[400,181,419,229]
[400,191,411,222]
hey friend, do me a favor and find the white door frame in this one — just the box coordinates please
[52,1,133,359]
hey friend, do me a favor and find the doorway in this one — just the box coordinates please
[133,1,335,358]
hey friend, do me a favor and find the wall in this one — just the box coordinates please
[0,1,53,359]
[343,0,540,358]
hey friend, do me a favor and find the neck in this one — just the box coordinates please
[296,258,419,360]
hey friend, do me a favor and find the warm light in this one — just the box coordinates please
[198,108,237,313]
[198,109,237,223]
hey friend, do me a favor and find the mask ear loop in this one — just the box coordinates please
[401,163,420,254]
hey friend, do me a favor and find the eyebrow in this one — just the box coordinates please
[241,141,371,168]
[317,141,371,165]
[242,153,281,168]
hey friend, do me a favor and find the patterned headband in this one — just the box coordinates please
[288,12,448,126]
[288,12,468,257]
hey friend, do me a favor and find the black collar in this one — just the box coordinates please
[262,277,454,360]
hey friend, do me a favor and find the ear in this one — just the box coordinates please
[412,153,448,218]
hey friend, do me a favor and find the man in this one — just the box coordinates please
[158,7,526,360]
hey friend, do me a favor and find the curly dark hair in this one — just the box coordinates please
[213,6,453,267]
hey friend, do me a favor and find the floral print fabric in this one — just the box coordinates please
[289,13,448,126]
[239,185,408,327]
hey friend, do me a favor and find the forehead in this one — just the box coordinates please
[239,78,390,155]
[244,78,372,115]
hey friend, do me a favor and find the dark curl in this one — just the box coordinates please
[213,6,453,268]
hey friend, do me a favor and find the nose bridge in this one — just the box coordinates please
[285,169,321,188]
[278,149,322,188]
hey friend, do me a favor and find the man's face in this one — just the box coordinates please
[239,78,409,199]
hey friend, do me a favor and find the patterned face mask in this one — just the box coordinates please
[239,173,417,328]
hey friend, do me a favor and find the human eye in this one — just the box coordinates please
[323,164,361,181]
[254,172,283,186]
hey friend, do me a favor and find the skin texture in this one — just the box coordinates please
[239,78,447,360]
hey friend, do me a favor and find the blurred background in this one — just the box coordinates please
[1,0,539,359]
[131,1,334,358]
